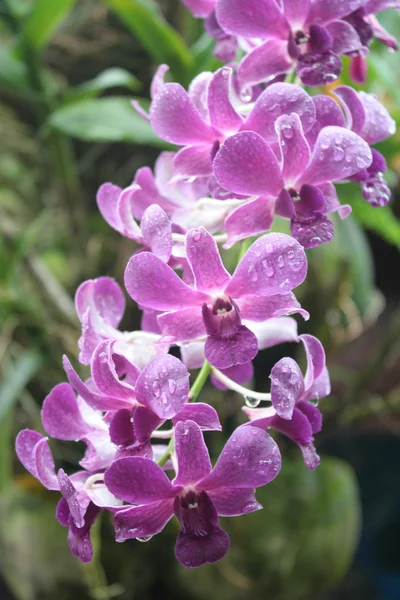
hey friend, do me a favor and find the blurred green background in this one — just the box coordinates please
[0,1,400,599]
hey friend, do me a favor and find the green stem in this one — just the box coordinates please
[189,360,211,402]
[237,237,252,262]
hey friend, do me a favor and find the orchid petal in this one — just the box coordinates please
[174,420,212,486]
[186,227,231,294]
[113,500,174,541]
[270,357,305,419]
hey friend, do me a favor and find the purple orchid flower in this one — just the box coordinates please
[215,0,373,88]
[213,111,372,247]
[75,276,168,366]
[331,86,395,206]
[243,334,330,470]
[63,347,221,461]
[15,430,121,562]
[125,226,308,369]
[104,420,281,567]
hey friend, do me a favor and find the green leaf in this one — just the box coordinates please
[47,97,170,146]
[100,0,193,82]
[350,195,400,251]
[0,42,30,92]
[19,0,76,52]
[63,67,142,104]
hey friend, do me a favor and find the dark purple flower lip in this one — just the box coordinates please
[174,489,213,537]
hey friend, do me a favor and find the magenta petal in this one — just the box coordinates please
[299,334,326,391]
[213,131,283,197]
[216,0,289,38]
[141,204,172,263]
[58,469,86,528]
[275,113,311,187]
[16,430,46,479]
[305,0,366,26]
[135,354,190,419]
[205,326,258,369]
[181,0,215,17]
[114,500,174,541]
[186,227,231,293]
[173,403,222,431]
[200,426,281,490]
[298,126,372,186]
[16,430,59,490]
[224,196,275,249]
[96,183,123,233]
[125,252,208,311]
[105,457,179,504]
[134,406,163,441]
[174,421,212,486]
[175,523,230,568]
[63,355,132,411]
[227,233,307,298]
[327,20,363,54]
[109,409,134,446]
[297,401,323,434]
[244,83,316,141]
[291,213,334,248]
[270,357,305,419]
[42,383,91,441]
[237,292,308,321]
[284,0,310,28]
[91,340,138,400]
[270,407,313,445]
[358,91,396,145]
[158,307,205,341]
[333,86,366,135]
[208,487,262,516]
[150,63,169,99]
[307,95,346,148]
[150,83,216,145]
[237,39,292,88]
[75,277,125,328]
[211,361,254,391]
[173,145,213,178]
[208,67,243,134]
[299,443,321,470]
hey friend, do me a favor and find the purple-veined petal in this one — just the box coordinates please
[75,277,125,328]
[213,131,283,197]
[134,406,164,441]
[300,333,326,392]
[158,307,205,341]
[173,403,222,431]
[296,50,342,87]
[291,213,335,248]
[63,355,132,411]
[299,442,320,470]
[216,0,289,38]
[96,183,123,233]
[135,354,190,419]
[269,407,313,444]
[297,126,372,186]
[174,493,230,568]
[104,457,179,504]
[237,39,292,89]
[249,316,299,349]
[150,64,169,99]
[358,90,396,145]
[303,365,331,402]
[237,292,308,321]
[109,409,134,446]
[16,430,45,479]
[130,165,178,219]
[208,487,262,516]
[188,71,212,120]
[15,431,59,491]
[67,503,101,563]
[284,0,310,29]
[327,20,363,54]
[211,361,254,391]
[113,500,175,541]
[91,340,139,401]
[270,357,305,419]
[333,86,366,134]
[226,233,307,298]
[224,196,275,249]
[141,204,172,262]
[185,227,231,294]
[297,401,323,434]
[244,83,316,141]
[173,145,213,178]
[307,95,346,148]
[305,0,366,27]
[208,67,243,134]
[174,420,212,486]
[41,383,95,441]
[205,326,258,369]
[58,469,87,529]
[200,425,281,490]
[275,113,311,187]
[150,83,216,145]
[125,252,208,311]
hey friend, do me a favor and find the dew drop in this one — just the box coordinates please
[137,535,153,543]
[98,351,108,363]
[168,379,177,394]
[244,395,260,408]
[333,146,345,162]
[152,380,161,398]
[277,255,284,268]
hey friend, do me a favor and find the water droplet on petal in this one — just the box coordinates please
[168,379,177,394]
[152,381,161,398]
[137,535,153,543]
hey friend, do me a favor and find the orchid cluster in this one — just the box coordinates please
[16,0,398,570]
